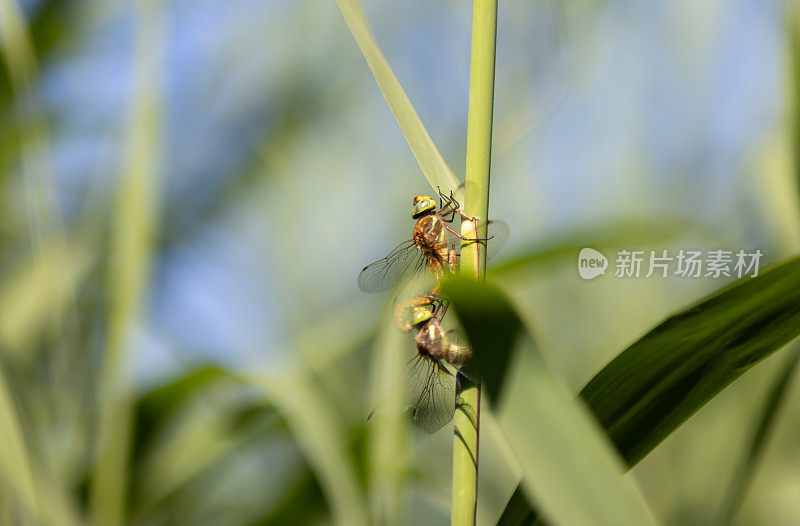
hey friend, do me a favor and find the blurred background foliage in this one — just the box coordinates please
[0,0,799,525]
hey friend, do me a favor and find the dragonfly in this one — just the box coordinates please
[368,296,471,433]
[357,189,509,294]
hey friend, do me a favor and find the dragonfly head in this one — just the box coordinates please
[409,305,433,327]
[411,195,436,219]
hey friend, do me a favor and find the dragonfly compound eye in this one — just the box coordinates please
[411,196,436,219]
[409,306,433,326]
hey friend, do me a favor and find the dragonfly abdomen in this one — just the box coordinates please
[442,344,471,366]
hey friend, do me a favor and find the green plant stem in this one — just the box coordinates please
[452,0,498,524]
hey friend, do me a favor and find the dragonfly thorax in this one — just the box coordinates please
[413,214,447,257]
[415,321,446,360]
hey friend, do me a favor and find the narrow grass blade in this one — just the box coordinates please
[89,3,164,525]
[495,254,800,523]
[0,367,38,522]
[366,307,410,525]
[443,278,656,526]
[0,0,62,249]
[334,0,461,195]
[714,346,800,525]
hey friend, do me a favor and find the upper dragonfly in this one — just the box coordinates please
[357,189,508,294]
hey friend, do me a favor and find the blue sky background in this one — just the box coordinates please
[20,0,791,381]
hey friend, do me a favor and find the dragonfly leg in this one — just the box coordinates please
[439,190,471,222]
[436,201,459,221]
[436,300,449,322]
[444,222,494,242]
[436,186,451,208]
[427,284,442,296]
[429,290,451,317]
[439,188,461,210]
[440,209,458,223]
[435,188,463,222]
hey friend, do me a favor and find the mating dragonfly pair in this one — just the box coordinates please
[358,188,507,433]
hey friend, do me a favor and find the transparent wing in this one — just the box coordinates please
[450,219,510,262]
[358,239,426,293]
[409,358,457,433]
[368,354,457,434]
[485,219,509,262]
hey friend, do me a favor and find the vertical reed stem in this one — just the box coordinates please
[452,0,498,524]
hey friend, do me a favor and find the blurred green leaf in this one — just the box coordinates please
[441,279,519,402]
[0,238,93,355]
[714,346,800,525]
[790,1,800,207]
[0,0,37,108]
[444,278,656,526]
[496,488,536,526]
[132,365,240,509]
[366,306,410,525]
[334,0,462,195]
[129,364,291,524]
[476,407,525,525]
[711,6,800,513]
[135,387,269,512]
[491,219,704,276]
[259,469,328,525]
[0,0,62,249]
[0,368,37,523]
[582,256,800,465]
[249,370,368,526]
[0,0,66,185]
[498,254,800,524]
[135,365,233,450]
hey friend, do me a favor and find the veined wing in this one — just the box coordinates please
[485,219,510,261]
[368,353,457,434]
[358,239,426,294]
[452,219,510,262]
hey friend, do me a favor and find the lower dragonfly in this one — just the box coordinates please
[368,295,471,433]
